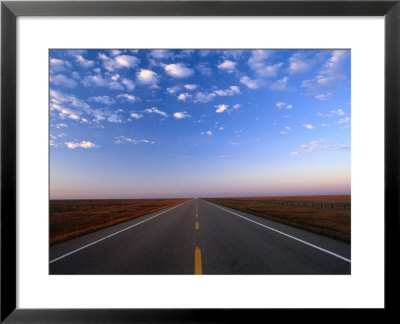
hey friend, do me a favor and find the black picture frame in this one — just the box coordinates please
[1,0,399,322]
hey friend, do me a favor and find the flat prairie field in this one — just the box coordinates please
[50,198,189,245]
[205,195,351,242]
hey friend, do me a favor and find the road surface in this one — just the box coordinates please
[49,199,351,274]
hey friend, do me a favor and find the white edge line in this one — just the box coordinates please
[204,200,351,263]
[50,199,193,264]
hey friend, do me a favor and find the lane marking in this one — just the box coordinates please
[50,199,193,264]
[196,221,199,230]
[204,200,351,263]
[195,247,203,275]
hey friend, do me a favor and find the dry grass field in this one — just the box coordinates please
[205,195,350,242]
[50,198,189,245]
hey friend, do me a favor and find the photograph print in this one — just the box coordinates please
[49,49,351,275]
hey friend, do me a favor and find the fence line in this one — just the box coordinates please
[225,199,351,210]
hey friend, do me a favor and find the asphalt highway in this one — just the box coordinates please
[49,199,351,274]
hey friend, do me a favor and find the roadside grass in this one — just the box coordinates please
[205,196,350,242]
[50,198,189,245]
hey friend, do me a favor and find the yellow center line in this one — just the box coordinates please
[194,247,203,275]
[196,221,199,230]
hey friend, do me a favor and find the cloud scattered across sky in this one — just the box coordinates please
[290,140,350,156]
[49,49,350,198]
[65,140,98,149]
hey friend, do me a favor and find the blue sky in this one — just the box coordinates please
[49,49,351,199]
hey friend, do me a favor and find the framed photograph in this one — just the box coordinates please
[1,0,399,321]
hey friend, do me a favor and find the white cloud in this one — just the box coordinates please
[285,126,291,130]
[103,55,140,71]
[270,77,288,90]
[214,86,240,96]
[184,84,198,91]
[164,63,194,78]
[288,52,311,73]
[111,74,120,81]
[337,117,351,124]
[109,50,123,57]
[217,60,237,73]
[173,111,191,119]
[114,136,154,144]
[319,108,346,118]
[194,92,216,103]
[276,102,286,109]
[81,74,109,87]
[108,81,125,91]
[130,112,143,119]
[323,50,349,72]
[291,140,350,155]
[276,102,292,109]
[50,74,78,88]
[51,90,130,125]
[89,96,115,105]
[177,93,192,101]
[65,141,98,149]
[64,50,87,57]
[107,114,123,123]
[302,50,349,92]
[257,63,283,77]
[248,50,271,69]
[149,50,171,59]
[201,130,213,136]
[144,107,167,117]
[303,124,314,129]
[167,86,181,94]
[215,104,229,113]
[136,69,158,85]
[75,55,95,68]
[50,91,87,120]
[68,113,80,120]
[50,58,72,72]
[233,104,241,110]
[118,94,137,102]
[240,76,260,89]
[98,52,109,60]
[54,123,67,128]
[315,92,332,100]
[330,109,345,116]
[248,50,282,77]
[121,78,135,91]
[50,90,89,109]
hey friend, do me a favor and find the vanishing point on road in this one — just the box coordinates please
[49,199,351,275]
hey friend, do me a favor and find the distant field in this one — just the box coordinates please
[50,198,189,245]
[205,195,351,242]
